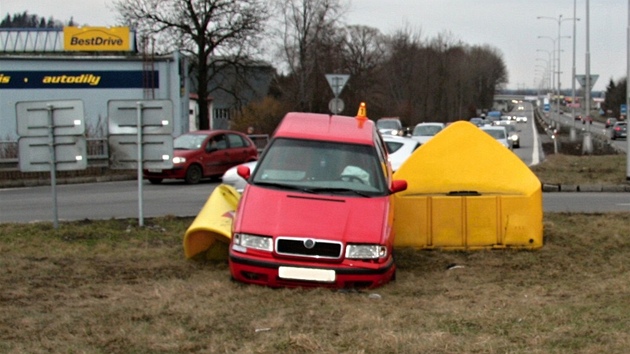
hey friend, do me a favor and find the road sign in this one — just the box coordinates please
[108,134,174,170]
[18,136,87,172]
[575,74,599,91]
[325,74,350,97]
[621,104,627,115]
[108,100,174,135]
[16,100,85,137]
[328,98,344,114]
[544,103,550,112]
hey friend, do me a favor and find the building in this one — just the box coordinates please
[0,27,189,140]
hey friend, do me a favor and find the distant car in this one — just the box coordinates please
[504,124,520,148]
[383,135,420,171]
[411,122,445,144]
[610,122,627,140]
[605,117,618,128]
[143,130,258,184]
[222,160,258,193]
[515,116,528,123]
[574,115,582,121]
[480,126,511,149]
[469,117,485,127]
[376,117,404,136]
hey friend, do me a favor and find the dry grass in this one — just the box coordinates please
[530,154,628,185]
[2,214,630,353]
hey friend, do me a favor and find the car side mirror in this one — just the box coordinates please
[390,179,407,194]
[237,165,251,180]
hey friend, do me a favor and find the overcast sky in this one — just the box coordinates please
[2,0,626,92]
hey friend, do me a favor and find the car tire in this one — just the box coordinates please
[148,178,163,184]
[185,165,203,184]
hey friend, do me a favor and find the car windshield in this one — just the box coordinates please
[377,120,401,130]
[174,134,207,150]
[251,138,387,196]
[483,129,506,139]
[413,125,442,136]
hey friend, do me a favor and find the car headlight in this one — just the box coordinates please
[233,233,273,252]
[173,156,186,164]
[345,244,387,259]
[510,135,518,141]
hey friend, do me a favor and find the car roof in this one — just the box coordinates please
[274,112,376,145]
[415,122,445,126]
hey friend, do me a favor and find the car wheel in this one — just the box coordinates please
[148,178,163,184]
[185,165,203,184]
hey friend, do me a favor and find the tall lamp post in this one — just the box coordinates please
[626,0,630,178]
[536,49,553,93]
[538,15,576,120]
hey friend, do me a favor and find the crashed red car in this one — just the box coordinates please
[229,110,407,289]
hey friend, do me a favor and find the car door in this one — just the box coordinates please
[202,133,231,176]
[225,133,253,168]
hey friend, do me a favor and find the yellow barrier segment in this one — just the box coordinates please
[393,121,543,250]
[183,184,240,259]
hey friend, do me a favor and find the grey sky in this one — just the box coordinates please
[2,0,626,91]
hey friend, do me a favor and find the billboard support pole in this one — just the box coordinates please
[47,104,59,229]
[136,102,144,227]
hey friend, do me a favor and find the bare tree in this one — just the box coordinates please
[339,25,387,116]
[114,0,269,130]
[274,0,346,111]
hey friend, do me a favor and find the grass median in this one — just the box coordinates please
[2,212,630,353]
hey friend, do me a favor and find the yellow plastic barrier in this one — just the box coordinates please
[393,121,543,250]
[183,184,240,259]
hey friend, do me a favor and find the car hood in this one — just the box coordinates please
[235,186,392,244]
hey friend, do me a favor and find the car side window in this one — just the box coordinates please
[207,134,227,151]
[227,134,246,148]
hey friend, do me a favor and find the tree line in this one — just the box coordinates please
[0,11,77,28]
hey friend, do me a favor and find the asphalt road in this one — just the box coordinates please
[2,178,630,224]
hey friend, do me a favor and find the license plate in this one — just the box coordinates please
[148,169,162,173]
[278,266,336,282]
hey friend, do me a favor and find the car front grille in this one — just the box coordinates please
[276,237,343,259]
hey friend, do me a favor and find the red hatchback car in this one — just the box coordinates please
[229,111,407,289]
[143,130,258,184]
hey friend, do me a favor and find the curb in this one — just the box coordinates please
[542,183,630,192]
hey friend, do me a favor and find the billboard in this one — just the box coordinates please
[64,27,131,51]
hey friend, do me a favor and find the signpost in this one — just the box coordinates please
[108,100,174,226]
[326,74,350,114]
[16,100,87,229]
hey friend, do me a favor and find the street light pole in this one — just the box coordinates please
[626,0,630,179]
[538,15,576,121]
[572,0,578,132]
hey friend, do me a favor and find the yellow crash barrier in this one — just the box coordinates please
[393,121,543,250]
[183,184,240,260]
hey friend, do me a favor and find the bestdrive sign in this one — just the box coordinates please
[64,26,130,51]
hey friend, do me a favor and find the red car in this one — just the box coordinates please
[229,110,408,289]
[143,130,258,184]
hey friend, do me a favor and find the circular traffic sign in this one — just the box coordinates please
[328,98,344,114]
